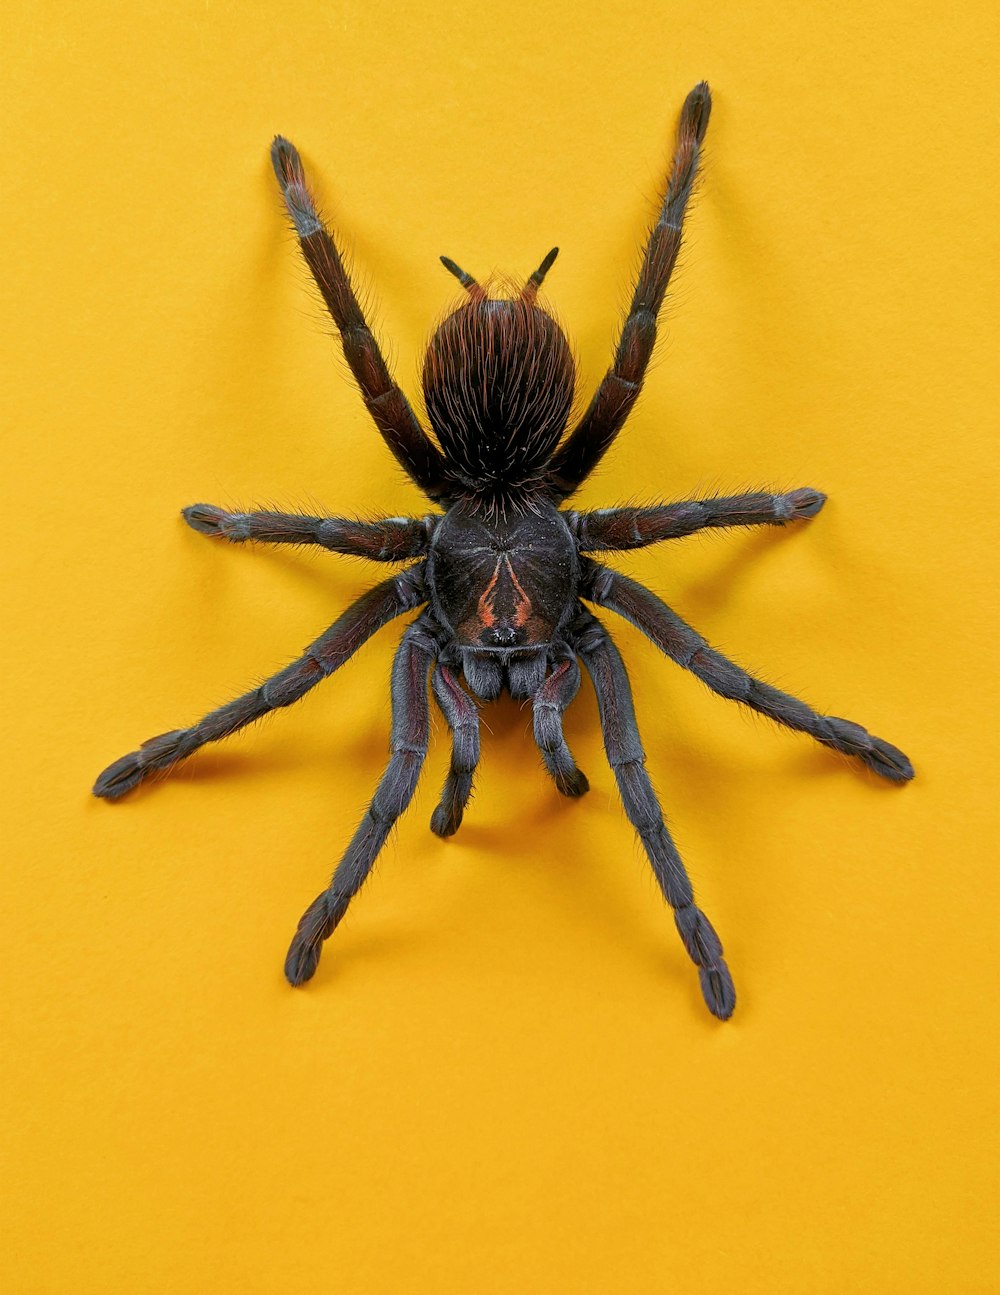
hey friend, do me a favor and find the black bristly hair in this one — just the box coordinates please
[93,84,914,1021]
[422,287,576,511]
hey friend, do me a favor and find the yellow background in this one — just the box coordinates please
[2,1,997,1290]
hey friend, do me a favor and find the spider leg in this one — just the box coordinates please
[572,608,735,1020]
[580,558,914,782]
[285,618,437,984]
[546,83,711,497]
[532,653,589,797]
[570,489,826,552]
[270,137,449,501]
[429,663,480,837]
[182,506,435,561]
[92,565,427,800]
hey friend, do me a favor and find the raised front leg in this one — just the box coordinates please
[532,654,589,797]
[429,663,480,837]
[580,559,914,782]
[570,489,826,552]
[92,564,427,800]
[271,138,449,501]
[546,83,712,497]
[573,610,735,1020]
[284,619,437,985]
[183,505,435,561]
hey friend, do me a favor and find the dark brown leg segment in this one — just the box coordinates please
[532,654,589,797]
[271,138,449,501]
[547,84,712,497]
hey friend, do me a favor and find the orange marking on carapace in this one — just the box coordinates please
[476,563,501,629]
[476,556,533,631]
[505,558,533,628]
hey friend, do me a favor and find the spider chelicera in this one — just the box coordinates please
[94,83,913,1019]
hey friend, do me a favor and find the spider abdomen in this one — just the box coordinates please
[422,297,575,506]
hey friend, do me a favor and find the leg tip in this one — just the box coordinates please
[865,737,915,783]
[92,752,143,800]
[284,939,321,987]
[784,487,827,520]
[269,136,322,237]
[270,135,302,184]
[556,768,590,798]
[285,892,338,985]
[699,964,736,1020]
[682,82,712,140]
[182,503,226,536]
[430,802,462,838]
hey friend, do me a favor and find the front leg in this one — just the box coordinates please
[183,506,434,561]
[573,609,735,1020]
[285,619,437,985]
[571,489,825,552]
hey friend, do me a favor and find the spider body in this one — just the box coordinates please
[94,84,913,1019]
[428,503,579,663]
[423,295,575,504]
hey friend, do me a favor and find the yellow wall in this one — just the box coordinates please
[2,2,996,1290]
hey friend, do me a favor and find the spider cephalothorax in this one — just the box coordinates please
[94,84,913,1020]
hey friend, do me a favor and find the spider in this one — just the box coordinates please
[93,83,913,1020]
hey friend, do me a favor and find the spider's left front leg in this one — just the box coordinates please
[572,609,735,1020]
[580,558,914,782]
[284,617,436,985]
[182,507,433,561]
[570,489,826,552]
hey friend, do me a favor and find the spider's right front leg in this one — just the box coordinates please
[285,617,437,984]
[182,507,434,561]
[92,564,426,800]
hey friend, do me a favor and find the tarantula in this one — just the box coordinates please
[94,84,913,1019]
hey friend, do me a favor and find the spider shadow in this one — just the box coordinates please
[664,523,821,619]
[184,527,384,609]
